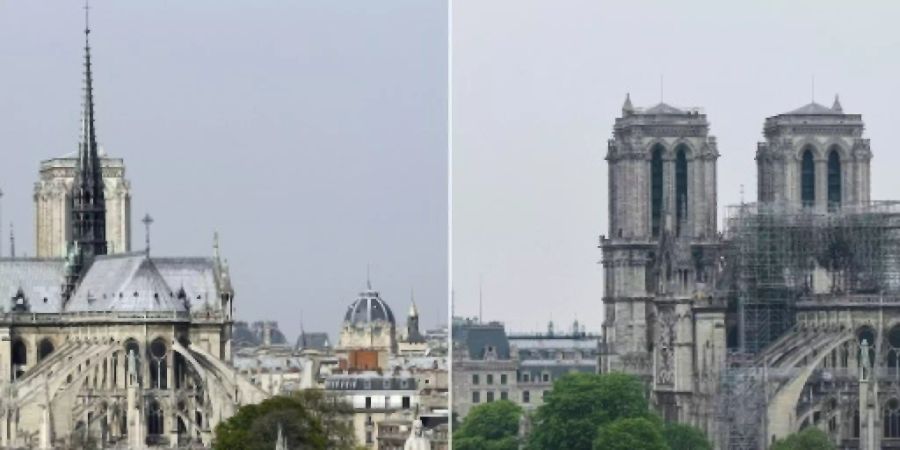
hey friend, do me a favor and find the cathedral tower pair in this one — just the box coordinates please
[602,94,874,431]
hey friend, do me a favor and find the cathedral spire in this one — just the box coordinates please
[66,1,108,299]
[80,0,100,184]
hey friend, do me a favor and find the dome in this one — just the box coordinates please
[344,289,395,325]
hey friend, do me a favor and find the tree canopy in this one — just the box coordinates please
[663,422,713,450]
[593,417,668,450]
[770,427,836,450]
[528,372,652,450]
[453,400,522,450]
[213,390,357,450]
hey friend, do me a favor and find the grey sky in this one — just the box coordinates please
[452,0,900,332]
[0,1,448,341]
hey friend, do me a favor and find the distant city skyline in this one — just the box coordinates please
[0,1,448,340]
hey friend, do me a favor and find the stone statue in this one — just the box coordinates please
[127,349,137,385]
[404,419,430,450]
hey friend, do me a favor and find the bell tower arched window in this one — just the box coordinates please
[651,145,664,238]
[828,149,841,210]
[675,147,688,237]
[801,148,815,208]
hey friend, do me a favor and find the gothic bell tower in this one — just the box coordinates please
[756,96,871,211]
[601,95,724,425]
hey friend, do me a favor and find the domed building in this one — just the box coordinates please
[337,282,398,369]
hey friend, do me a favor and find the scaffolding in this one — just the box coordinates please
[716,201,900,449]
[722,201,900,353]
[716,352,767,450]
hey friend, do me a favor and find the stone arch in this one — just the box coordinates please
[794,140,823,160]
[766,330,855,442]
[822,140,850,159]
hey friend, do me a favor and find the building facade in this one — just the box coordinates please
[600,95,900,450]
[452,318,600,419]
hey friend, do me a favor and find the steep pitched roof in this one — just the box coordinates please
[0,259,66,313]
[66,253,186,312]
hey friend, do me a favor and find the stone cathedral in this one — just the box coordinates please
[0,15,265,450]
[601,94,900,450]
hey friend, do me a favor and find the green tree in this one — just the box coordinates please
[770,427,836,450]
[663,422,712,450]
[593,417,668,450]
[213,391,356,450]
[453,400,522,450]
[292,389,358,449]
[528,372,651,450]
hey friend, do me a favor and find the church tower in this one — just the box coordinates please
[601,95,724,426]
[756,96,871,211]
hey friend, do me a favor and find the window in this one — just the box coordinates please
[801,148,815,207]
[886,399,900,438]
[149,338,167,389]
[523,391,530,403]
[542,373,550,383]
[472,374,480,385]
[402,396,410,409]
[365,397,372,409]
[500,374,508,385]
[486,374,494,385]
[472,391,480,403]
[651,145,664,237]
[366,431,373,444]
[37,339,54,362]
[828,149,841,210]
[148,400,164,435]
[11,339,26,380]
[522,373,530,383]
[500,391,508,401]
[486,391,494,402]
[675,147,688,236]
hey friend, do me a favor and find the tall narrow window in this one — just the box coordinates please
[801,148,815,207]
[148,400,164,435]
[885,399,900,438]
[651,146,664,237]
[828,149,841,210]
[675,147,688,236]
